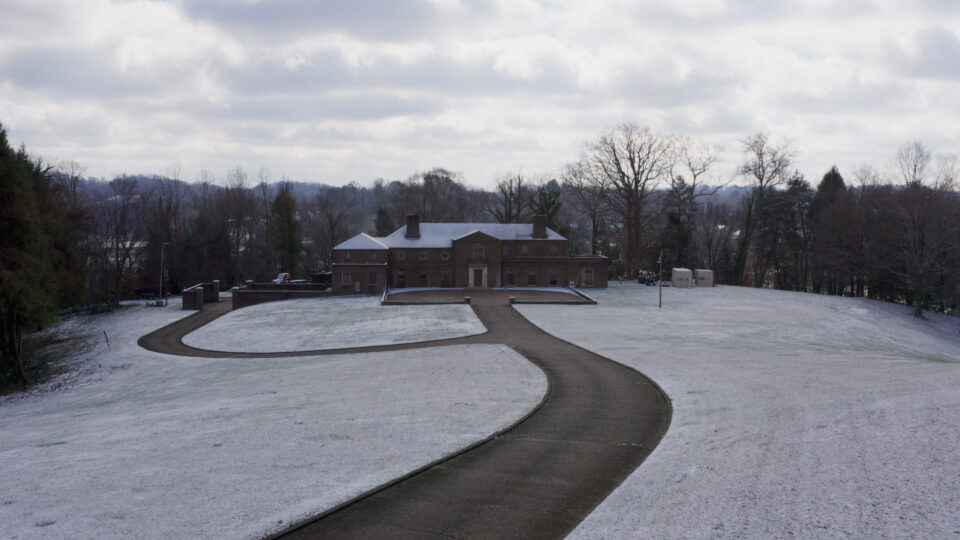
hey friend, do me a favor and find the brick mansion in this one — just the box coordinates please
[332,215,608,293]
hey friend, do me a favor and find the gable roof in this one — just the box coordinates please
[452,230,498,242]
[382,222,565,248]
[333,233,388,250]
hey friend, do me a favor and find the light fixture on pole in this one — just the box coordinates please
[658,250,663,309]
[159,242,169,306]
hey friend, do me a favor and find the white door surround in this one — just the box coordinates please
[468,264,488,288]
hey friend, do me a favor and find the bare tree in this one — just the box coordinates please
[309,186,359,269]
[891,142,958,316]
[583,124,676,274]
[562,161,608,255]
[734,132,794,286]
[97,176,149,307]
[489,173,530,223]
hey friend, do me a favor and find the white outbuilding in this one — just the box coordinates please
[695,269,715,287]
[671,267,694,287]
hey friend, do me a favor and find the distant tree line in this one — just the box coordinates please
[2,121,958,385]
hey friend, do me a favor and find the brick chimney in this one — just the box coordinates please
[532,215,547,239]
[405,214,421,239]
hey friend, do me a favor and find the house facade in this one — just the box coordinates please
[332,215,607,294]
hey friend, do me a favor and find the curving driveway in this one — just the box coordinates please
[138,289,671,539]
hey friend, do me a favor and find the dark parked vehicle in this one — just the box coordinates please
[637,274,658,286]
[310,272,332,287]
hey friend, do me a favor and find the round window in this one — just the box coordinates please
[396,252,406,261]
[440,251,450,261]
[418,251,428,261]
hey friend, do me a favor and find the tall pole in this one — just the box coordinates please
[658,250,663,309]
[159,242,169,306]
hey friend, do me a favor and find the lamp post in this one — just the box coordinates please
[159,242,169,306]
[658,250,663,309]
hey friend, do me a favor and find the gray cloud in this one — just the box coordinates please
[0,47,157,99]
[892,27,960,79]
[180,0,495,41]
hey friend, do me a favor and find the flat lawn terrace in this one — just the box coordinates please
[183,294,486,352]
[0,298,545,540]
[516,283,960,539]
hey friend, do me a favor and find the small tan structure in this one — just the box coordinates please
[671,268,694,287]
[694,269,715,287]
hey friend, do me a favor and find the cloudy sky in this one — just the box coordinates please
[1,0,958,187]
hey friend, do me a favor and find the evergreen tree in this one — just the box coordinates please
[271,181,301,275]
[373,206,394,236]
[0,124,63,387]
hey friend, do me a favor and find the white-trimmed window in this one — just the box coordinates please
[583,268,594,286]
[549,268,560,286]
[397,251,406,261]
[472,245,484,261]
[549,244,559,256]
[344,251,351,262]
[440,251,450,261]
[502,244,511,256]
[527,269,537,285]
[505,268,515,286]
[368,251,378,262]
[520,244,530,256]
[418,251,428,261]
[342,271,351,288]
[368,271,377,290]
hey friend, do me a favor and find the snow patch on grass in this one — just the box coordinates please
[0,300,545,540]
[182,296,486,352]
[518,284,960,539]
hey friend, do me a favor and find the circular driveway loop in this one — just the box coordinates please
[138,289,672,539]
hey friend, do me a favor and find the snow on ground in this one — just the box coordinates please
[517,284,960,539]
[0,299,546,540]
[183,296,486,352]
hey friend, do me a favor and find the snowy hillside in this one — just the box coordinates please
[518,284,960,538]
[0,300,545,540]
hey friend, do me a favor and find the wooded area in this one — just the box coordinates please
[2,121,959,386]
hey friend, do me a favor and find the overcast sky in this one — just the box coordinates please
[1,0,958,188]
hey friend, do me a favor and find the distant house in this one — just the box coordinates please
[332,214,608,293]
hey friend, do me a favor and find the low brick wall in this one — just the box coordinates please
[182,281,221,310]
[232,287,333,309]
[241,282,330,291]
[182,287,205,310]
[202,281,221,303]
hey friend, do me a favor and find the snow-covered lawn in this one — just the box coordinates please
[0,299,546,540]
[517,284,960,538]
[183,296,485,352]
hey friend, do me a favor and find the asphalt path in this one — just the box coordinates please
[138,289,672,539]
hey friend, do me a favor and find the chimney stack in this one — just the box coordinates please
[405,214,421,239]
[532,215,547,239]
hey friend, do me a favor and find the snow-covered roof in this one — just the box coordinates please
[333,233,388,250]
[382,223,564,248]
